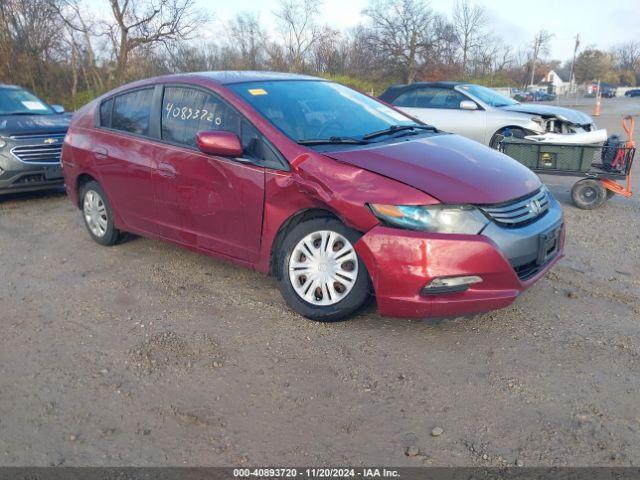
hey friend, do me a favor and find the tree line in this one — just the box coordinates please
[1,0,638,109]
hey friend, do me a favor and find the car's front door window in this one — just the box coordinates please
[160,86,280,167]
[161,87,241,147]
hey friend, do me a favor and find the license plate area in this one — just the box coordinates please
[537,224,561,265]
[43,165,63,180]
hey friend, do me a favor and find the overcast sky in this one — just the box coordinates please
[201,0,640,62]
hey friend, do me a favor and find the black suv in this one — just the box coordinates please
[0,84,70,195]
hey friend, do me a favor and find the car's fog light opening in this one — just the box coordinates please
[421,275,483,295]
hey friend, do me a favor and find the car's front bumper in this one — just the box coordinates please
[355,201,564,319]
[0,162,64,194]
[0,141,64,194]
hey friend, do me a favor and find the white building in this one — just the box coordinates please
[531,70,573,95]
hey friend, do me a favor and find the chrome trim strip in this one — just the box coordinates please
[481,188,550,226]
[10,144,62,165]
[8,133,66,140]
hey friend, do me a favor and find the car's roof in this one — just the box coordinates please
[184,71,321,85]
[379,81,463,102]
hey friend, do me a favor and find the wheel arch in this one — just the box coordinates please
[269,208,341,277]
[75,173,99,207]
[489,125,532,148]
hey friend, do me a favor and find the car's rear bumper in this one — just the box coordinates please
[355,219,565,319]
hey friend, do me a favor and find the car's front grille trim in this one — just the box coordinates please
[11,144,62,164]
[8,133,66,141]
[481,188,550,227]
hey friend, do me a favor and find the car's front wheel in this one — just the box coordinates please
[490,127,527,149]
[277,217,370,322]
[80,181,120,246]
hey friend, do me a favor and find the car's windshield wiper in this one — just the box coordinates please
[362,124,437,140]
[298,136,370,146]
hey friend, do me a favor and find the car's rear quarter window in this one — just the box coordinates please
[99,98,113,127]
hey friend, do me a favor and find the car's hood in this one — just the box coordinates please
[323,134,541,205]
[501,104,593,125]
[0,113,71,137]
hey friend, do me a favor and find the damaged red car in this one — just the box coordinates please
[62,72,564,322]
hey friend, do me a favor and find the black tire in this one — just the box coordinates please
[571,179,607,210]
[490,127,527,149]
[80,180,120,246]
[276,217,370,322]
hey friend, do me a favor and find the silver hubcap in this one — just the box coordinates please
[83,190,108,238]
[288,230,358,306]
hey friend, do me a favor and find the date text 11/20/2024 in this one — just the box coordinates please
[233,468,400,478]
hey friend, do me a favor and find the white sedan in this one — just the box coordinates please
[379,82,596,148]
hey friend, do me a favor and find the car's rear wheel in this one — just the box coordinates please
[277,217,370,322]
[80,181,120,246]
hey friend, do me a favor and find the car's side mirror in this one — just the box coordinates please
[51,104,65,114]
[460,100,478,111]
[196,130,243,157]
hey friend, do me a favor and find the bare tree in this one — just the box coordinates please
[362,0,436,83]
[528,30,553,87]
[105,0,206,82]
[310,27,345,74]
[452,0,486,79]
[227,12,266,70]
[0,0,65,93]
[53,0,105,94]
[274,0,323,72]
[612,40,640,72]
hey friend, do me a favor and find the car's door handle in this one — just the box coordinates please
[157,162,177,178]
[93,147,108,160]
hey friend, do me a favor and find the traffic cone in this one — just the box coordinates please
[594,99,601,117]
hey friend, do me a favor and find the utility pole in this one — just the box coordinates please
[568,33,580,94]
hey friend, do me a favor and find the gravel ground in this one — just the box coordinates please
[0,97,639,467]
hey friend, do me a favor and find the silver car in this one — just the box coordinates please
[379,82,596,148]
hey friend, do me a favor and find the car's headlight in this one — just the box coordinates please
[369,204,489,234]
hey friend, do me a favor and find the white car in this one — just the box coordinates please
[379,82,596,148]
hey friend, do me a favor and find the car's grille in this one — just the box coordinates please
[9,134,65,164]
[480,187,550,228]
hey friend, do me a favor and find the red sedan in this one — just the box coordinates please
[62,72,564,321]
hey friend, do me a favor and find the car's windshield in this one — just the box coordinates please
[0,87,54,115]
[460,84,519,108]
[229,80,418,142]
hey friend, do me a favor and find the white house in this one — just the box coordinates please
[530,69,573,95]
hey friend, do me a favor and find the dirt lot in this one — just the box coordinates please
[1,97,639,467]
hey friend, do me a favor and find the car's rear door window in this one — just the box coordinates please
[111,88,154,136]
[161,87,241,148]
[393,90,418,107]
